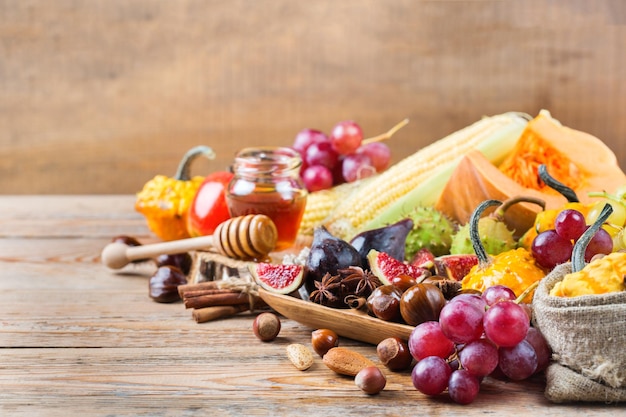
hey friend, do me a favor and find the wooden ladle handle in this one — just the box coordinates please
[101,214,278,269]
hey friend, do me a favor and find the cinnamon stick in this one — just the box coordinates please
[178,281,220,298]
[192,305,248,323]
[182,288,240,299]
[183,292,250,309]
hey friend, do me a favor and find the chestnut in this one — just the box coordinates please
[311,328,339,357]
[355,366,386,395]
[366,285,402,322]
[156,252,193,275]
[389,274,418,293]
[376,337,413,371]
[149,265,188,303]
[399,283,446,326]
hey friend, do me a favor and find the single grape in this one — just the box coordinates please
[481,285,516,306]
[448,369,480,405]
[305,141,339,169]
[587,200,626,228]
[584,226,613,262]
[439,299,485,344]
[408,321,455,361]
[357,142,391,172]
[458,339,499,377]
[301,165,334,192]
[450,293,487,311]
[292,128,329,156]
[554,209,587,241]
[330,120,363,155]
[483,300,530,347]
[531,229,573,269]
[341,153,376,183]
[498,340,538,380]
[524,327,552,373]
[411,356,452,396]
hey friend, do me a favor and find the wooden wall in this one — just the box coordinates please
[1,0,624,194]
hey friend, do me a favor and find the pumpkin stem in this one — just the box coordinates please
[492,195,546,222]
[538,164,579,203]
[469,199,502,266]
[174,146,216,181]
[571,203,613,272]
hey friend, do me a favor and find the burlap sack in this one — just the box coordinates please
[532,262,626,403]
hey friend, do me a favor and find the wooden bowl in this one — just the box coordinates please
[258,288,414,345]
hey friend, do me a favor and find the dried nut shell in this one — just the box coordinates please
[286,343,314,371]
[322,347,375,376]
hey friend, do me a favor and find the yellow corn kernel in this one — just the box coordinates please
[324,112,530,240]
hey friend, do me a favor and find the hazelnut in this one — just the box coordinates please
[376,337,413,371]
[252,312,281,342]
[311,329,339,357]
[354,366,386,395]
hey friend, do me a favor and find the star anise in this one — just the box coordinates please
[340,266,381,298]
[309,273,344,306]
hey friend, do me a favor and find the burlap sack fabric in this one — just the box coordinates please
[532,263,626,403]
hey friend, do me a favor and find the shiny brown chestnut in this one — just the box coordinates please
[311,328,339,357]
[399,283,446,326]
[389,274,418,293]
[367,285,403,322]
[376,337,413,371]
[149,265,188,303]
[156,252,193,275]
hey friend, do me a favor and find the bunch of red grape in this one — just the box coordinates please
[407,285,551,405]
[292,121,391,192]
[531,208,613,269]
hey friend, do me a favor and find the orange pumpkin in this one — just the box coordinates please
[435,110,626,237]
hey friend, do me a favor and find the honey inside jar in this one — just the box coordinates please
[226,147,308,251]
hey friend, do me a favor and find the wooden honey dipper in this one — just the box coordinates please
[101,214,278,269]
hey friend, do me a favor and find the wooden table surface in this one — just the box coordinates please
[0,195,623,416]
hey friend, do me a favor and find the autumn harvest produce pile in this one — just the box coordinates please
[105,110,626,405]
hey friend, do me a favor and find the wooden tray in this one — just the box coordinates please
[258,288,414,345]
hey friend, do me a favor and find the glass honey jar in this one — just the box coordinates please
[226,147,308,251]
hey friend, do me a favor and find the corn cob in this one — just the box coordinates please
[297,177,375,236]
[323,112,531,240]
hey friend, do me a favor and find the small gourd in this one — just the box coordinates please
[450,195,545,256]
[550,204,626,297]
[135,146,215,241]
[460,199,546,303]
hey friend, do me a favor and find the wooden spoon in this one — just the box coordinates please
[258,288,413,345]
[101,214,278,269]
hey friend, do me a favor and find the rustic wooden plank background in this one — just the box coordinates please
[1,0,624,194]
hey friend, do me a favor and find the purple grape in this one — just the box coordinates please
[301,165,333,192]
[498,340,538,381]
[554,209,587,241]
[411,356,452,396]
[483,300,530,347]
[458,339,499,377]
[481,285,516,306]
[584,227,613,262]
[439,299,485,344]
[448,369,480,404]
[531,229,573,269]
[408,321,455,361]
[525,327,552,373]
[305,141,339,169]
